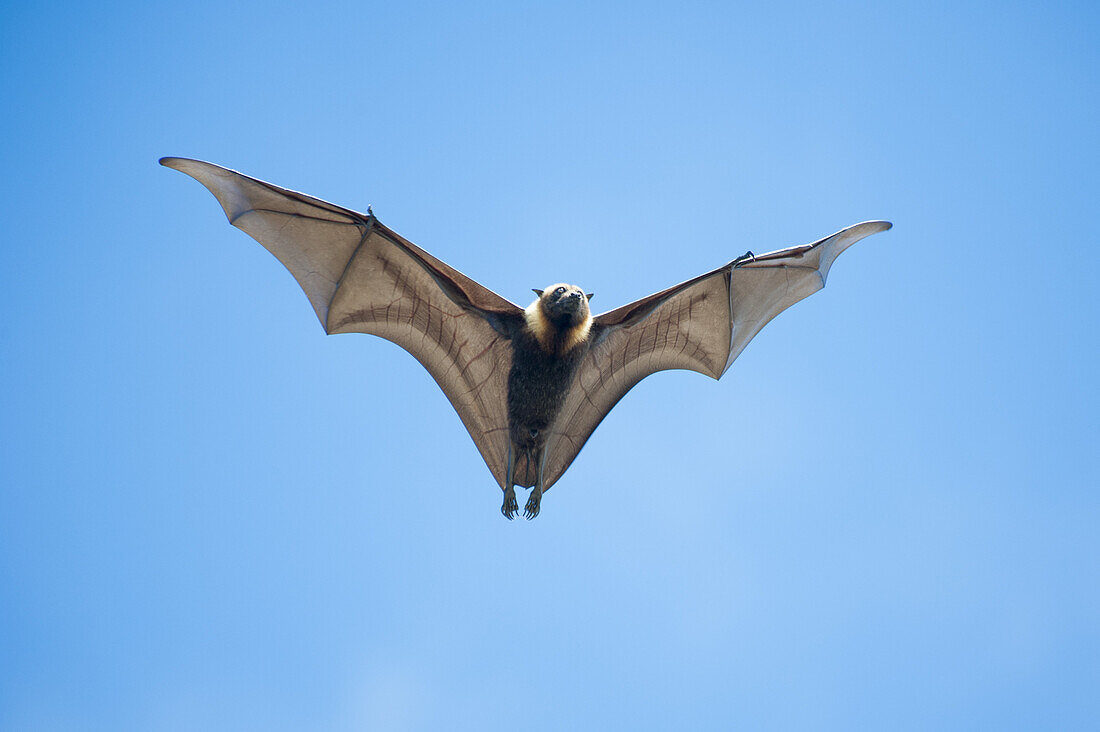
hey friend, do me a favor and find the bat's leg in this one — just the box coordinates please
[502,444,519,520]
[524,448,549,520]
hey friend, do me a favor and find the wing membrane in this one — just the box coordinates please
[162,157,522,488]
[541,221,891,488]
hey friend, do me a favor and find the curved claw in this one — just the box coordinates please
[501,488,518,520]
[524,488,542,520]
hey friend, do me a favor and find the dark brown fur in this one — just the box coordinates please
[506,326,589,482]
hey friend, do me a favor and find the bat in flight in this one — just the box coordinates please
[162,158,890,520]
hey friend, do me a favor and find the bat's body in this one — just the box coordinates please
[505,285,594,517]
[162,157,891,519]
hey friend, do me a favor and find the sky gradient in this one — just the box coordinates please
[1,1,1097,729]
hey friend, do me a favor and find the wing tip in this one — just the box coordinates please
[159,157,223,178]
[833,220,892,244]
[159,157,207,178]
[861,220,893,233]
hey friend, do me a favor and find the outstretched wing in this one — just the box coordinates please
[540,221,892,489]
[161,157,523,488]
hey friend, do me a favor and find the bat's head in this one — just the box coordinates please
[526,284,595,353]
[532,283,593,328]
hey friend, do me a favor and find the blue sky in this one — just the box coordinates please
[1,1,1097,729]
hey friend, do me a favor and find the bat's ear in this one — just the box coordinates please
[532,288,544,298]
[586,292,595,301]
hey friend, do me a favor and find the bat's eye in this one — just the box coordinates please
[554,287,566,295]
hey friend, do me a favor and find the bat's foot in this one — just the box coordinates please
[501,488,519,520]
[523,487,543,520]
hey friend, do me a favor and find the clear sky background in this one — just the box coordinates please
[1,1,1097,730]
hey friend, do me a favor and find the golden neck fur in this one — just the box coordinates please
[524,299,593,355]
